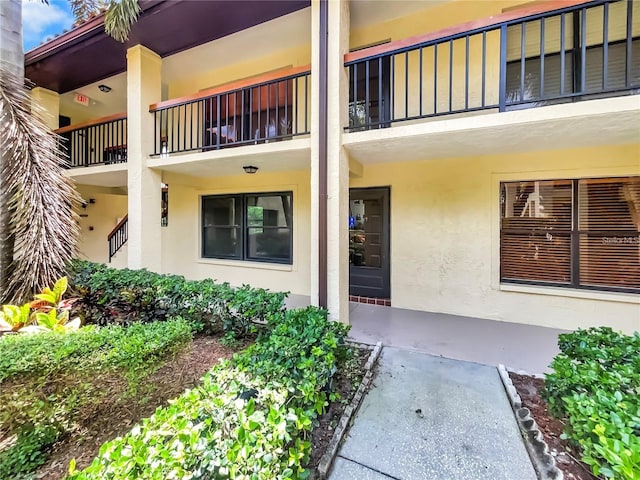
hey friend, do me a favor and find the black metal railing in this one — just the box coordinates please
[108,214,128,262]
[57,114,128,168]
[150,68,311,156]
[346,0,639,131]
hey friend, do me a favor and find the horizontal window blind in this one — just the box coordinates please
[506,0,640,104]
[578,177,640,290]
[506,1,639,61]
[506,37,640,102]
[501,180,572,284]
[501,177,640,293]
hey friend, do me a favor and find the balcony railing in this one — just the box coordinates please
[345,0,639,131]
[56,113,127,168]
[149,66,311,156]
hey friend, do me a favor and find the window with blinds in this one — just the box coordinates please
[505,0,640,107]
[500,177,640,292]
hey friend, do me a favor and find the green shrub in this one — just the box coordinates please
[68,307,351,480]
[545,327,640,480]
[0,318,192,383]
[0,319,193,479]
[68,261,286,336]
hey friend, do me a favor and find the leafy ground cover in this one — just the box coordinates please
[2,265,367,479]
[512,327,639,480]
[0,319,196,479]
[35,335,237,479]
[68,307,353,479]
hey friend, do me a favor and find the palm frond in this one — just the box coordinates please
[104,0,141,43]
[0,63,81,304]
[68,0,106,23]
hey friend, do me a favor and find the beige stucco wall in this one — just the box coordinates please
[75,186,128,266]
[166,44,311,100]
[350,1,520,49]
[349,143,640,334]
[160,169,311,296]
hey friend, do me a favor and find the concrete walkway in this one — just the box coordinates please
[329,347,537,480]
[348,302,566,373]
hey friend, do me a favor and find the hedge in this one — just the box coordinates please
[0,319,193,479]
[544,327,640,480]
[69,260,286,337]
[68,307,351,479]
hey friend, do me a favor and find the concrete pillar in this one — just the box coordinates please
[126,45,162,272]
[311,0,350,322]
[31,87,60,130]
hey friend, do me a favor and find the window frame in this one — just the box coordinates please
[201,191,293,265]
[500,177,639,294]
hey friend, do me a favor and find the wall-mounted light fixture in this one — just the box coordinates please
[243,165,259,174]
[98,84,112,93]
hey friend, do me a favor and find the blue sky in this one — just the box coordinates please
[23,0,75,52]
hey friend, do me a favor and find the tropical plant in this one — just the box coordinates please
[68,261,287,334]
[0,303,31,332]
[0,0,141,304]
[544,327,640,480]
[0,277,81,333]
[68,0,142,43]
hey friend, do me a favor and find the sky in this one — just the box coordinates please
[23,0,75,52]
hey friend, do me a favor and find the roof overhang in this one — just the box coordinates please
[25,0,310,94]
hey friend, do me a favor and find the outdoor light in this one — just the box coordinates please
[243,165,259,174]
[98,84,112,93]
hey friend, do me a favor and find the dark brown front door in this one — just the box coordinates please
[349,187,390,298]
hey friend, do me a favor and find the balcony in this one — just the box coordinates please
[344,0,640,162]
[56,114,128,187]
[56,114,128,168]
[149,66,311,158]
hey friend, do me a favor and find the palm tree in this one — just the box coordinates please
[0,0,140,303]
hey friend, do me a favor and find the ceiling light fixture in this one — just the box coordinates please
[98,84,112,93]
[243,165,259,174]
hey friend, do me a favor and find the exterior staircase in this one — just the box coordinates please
[108,214,128,263]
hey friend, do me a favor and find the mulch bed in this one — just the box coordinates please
[35,335,236,480]
[306,346,370,472]
[509,372,599,480]
[33,339,370,479]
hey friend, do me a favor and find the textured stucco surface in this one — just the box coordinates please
[127,45,163,272]
[349,142,640,333]
[159,169,312,296]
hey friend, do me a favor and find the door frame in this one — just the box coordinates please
[348,186,391,299]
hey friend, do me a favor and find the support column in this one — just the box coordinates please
[126,45,162,272]
[31,87,60,130]
[311,0,350,322]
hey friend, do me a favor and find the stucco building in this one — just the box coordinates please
[27,0,639,333]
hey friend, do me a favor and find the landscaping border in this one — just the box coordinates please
[497,364,563,480]
[315,341,383,479]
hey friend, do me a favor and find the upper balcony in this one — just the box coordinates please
[56,109,129,187]
[344,0,640,163]
[27,1,311,180]
[148,65,311,172]
[57,113,127,168]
